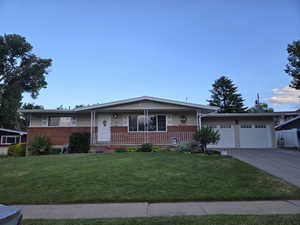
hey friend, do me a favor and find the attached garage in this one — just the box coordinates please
[202,113,277,149]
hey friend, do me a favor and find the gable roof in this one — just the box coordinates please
[0,128,27,135]
[74,96,219,111]
[274,115,300,130]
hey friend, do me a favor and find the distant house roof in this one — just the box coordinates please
[0,128,27,135]
[275,115,300,130]
[19,96,219,113]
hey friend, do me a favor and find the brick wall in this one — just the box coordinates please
[27,127,91,145]
[27,125,197,146]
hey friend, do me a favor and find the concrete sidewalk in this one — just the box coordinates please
[13,200,300,219]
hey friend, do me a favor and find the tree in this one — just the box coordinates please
[248,103,273,113]
[193,127,220,153]
[285,40,300,89]
[208,76,247,113]
[247,94,273,113]
[18,103,44,129]
[0,34,51,129]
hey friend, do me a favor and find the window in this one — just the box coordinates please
[220,124,231,128]
[157,115,166,131]
[1,136,20,145]
[241,124,252,128]
[129,115,166,132]
[255,124,266,128]
[129,115,137,131]
[207,124,217,129]
[48,116,75,126]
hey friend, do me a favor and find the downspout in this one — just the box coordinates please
[197,111,202,130]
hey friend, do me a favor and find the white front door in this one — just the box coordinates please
[98,114,111,142]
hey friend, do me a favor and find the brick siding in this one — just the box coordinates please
[27,127,91,145]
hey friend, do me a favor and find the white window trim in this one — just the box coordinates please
[128,114,168,132]
[1,135,21,145]
[241,124,252,128]
[47,116,76,127]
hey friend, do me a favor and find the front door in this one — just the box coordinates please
[98,114,111,142]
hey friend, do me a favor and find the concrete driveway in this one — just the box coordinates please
[227,149,300,188]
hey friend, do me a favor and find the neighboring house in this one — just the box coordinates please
[20,96,300,150]
[275,115,300,149]
[0,128,27,155]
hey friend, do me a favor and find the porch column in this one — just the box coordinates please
[90,111,93,145]
[90,111,96,145]
[143,109,149,144]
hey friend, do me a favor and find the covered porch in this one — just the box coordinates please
[89,109,202,146]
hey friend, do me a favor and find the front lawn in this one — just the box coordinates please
[23,215,300,225]
[0,152,300,204]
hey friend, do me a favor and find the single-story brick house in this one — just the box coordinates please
[20,96,300,150]
[0,128,27,155]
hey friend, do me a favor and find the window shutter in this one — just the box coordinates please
[41,116,48,126]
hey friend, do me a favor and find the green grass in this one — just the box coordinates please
[23,215,300,225]
[0,152,300,204]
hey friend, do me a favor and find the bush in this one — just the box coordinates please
[115,148,127,153]
[127,146,139,152]
[49,148,61,155]
[8,143,26,157]
[69,132,90,153]
[152,146,171,152]
[194,127,220,152]
[176,143,192,152]
[152,146,161,152]
[29,136,51,155]
[138,143,153,152]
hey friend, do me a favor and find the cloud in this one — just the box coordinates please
[267,86,300,106]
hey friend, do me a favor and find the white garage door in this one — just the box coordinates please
[208,124,235,148]
[239,124,271,148]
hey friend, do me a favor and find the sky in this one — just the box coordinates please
[1,0,300,111]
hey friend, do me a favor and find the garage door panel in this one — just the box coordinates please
[208,125,235,148]
[239,124,271,148]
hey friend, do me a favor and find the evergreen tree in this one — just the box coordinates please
[0,34,51,128]
[208,76,246,113]
[285,40,300,89]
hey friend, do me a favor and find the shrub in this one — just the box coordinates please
[152,146,171,152]
[115,148,127,153]
[152,146,161,152]
[8,143,26,157]
[127,146,139,152]
[69,132,90,153]
[176,143,192,152]
[49,148,61,155]
[194,127,220,152]
[29,136,51,155]
[138,143,153,152]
